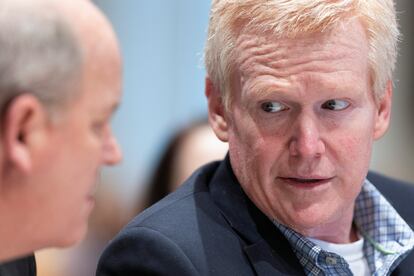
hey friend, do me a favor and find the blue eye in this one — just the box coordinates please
[321,99,350,111]
[261,101,287,113]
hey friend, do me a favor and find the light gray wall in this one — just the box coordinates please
[95,1,211,204]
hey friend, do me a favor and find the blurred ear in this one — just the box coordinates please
[205,77,229,142]
[373,80,392,140]
[2,94,49,173]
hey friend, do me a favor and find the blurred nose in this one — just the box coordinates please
[103,135,122,165]
[289,114,325,159]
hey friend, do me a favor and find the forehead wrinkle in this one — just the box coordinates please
[239,52,362,92]
[241,66,365,105]
[236,21,368,75]
[235,38,287,76]
[272,55,362,80]
[237,38,366,87]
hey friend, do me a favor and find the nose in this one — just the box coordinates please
[103,135,122,165]
[288,114,325,159]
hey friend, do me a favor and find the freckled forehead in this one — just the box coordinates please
[233,19,369,76]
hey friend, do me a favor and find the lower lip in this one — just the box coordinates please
[279,177,334,189]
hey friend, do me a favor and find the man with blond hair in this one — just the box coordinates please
[98,0,414,275]
[0,0,122,275]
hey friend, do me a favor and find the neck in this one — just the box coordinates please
[303,204,357,244]
[0,191,42,262]
[307,223,359,244]
[0,209,36,262]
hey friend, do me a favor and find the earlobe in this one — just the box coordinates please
[373,81,393,140]
[205,77,229,142]
[2,94,48,173]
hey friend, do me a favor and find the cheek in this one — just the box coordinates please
[228,108,278,154]
[332,116,376,179]
[337,135,372,160]
[70,127,105,165]
[228,117,259,182]
[228,111,270,167]
[228,119,282,194]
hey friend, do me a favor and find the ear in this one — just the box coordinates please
[205,77,229,142]
[373,80,392,140]
[2,94,49,173]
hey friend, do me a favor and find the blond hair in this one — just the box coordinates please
[205,0,400,108]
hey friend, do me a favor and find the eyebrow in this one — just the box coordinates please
[246,84,287,100]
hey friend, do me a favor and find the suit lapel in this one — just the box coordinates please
[209,156,305,276]
[244,240,304,276]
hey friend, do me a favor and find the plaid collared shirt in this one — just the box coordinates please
[273,179,414,276]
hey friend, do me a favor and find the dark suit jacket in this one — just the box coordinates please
[97,157,414,275]
[0,255,36,276]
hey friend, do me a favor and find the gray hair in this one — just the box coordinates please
[205,0,400,108]
[0,0,82,115]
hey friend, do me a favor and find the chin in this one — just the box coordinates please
[280,207,339,235]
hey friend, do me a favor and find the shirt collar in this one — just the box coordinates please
[354,179,414,274]
[273,179,414,275]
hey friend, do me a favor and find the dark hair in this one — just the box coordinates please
[142,118,210,210]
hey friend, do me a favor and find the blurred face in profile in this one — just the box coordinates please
[208,18,392,241]
[28,4,123,247]
[42,49,122,246]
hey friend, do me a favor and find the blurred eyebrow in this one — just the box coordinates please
[245,86,285,101]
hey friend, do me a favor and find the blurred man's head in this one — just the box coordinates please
[206,0,396,243]
[0,0,122,261]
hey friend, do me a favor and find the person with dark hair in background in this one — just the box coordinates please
[141,119,227,210]
[0,0,122,275]
[98,0,414,275]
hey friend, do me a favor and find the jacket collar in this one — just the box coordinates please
[209,155,305,275]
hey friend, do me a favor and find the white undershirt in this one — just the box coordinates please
[308,237,370,276]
